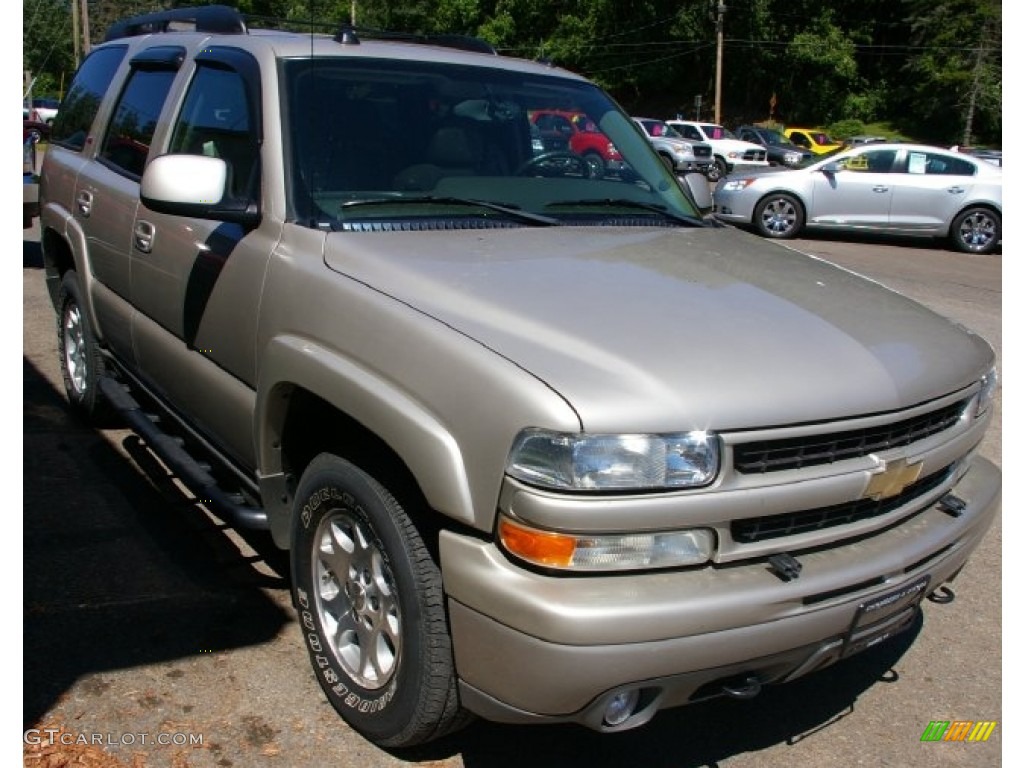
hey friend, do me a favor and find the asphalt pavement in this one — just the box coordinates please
[21,221,1003,768]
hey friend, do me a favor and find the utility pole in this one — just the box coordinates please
[72,0,80,68]
[714,2,726,125]
[81,0,91,57]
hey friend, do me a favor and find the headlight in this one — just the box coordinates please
[717,178,757,192]
[506,430,719,491]
[498,514,715,571]
[974,367,998,417]
[677,141,694,153]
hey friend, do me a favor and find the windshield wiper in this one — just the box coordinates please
[544,198,709,227]
[340,196,560,226]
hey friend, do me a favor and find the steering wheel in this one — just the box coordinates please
[515,151,589,177]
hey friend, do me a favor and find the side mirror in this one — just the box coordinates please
[141,154,259,227]
[821,161,842,174]
[679,171,713,215]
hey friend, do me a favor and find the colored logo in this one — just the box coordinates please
[864,457,923,500]
[920,720,997,742]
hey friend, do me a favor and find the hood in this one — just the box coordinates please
[323,226,992,433]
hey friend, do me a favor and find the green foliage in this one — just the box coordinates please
[22,0,1000,145]
[827,119,866,141]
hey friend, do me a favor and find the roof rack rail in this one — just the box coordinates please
[105,4,247,42]
[333,25,497,55]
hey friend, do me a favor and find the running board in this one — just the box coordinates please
[98,376,270,530]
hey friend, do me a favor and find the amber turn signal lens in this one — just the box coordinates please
[498,518,575,567]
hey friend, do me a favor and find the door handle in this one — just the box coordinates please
[947,186,965,194]
[134,220,156,253]
[872,186,889,193]
[76,190,93,217]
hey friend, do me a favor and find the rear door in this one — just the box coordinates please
[886,149,978,234]
[68,45,183,363]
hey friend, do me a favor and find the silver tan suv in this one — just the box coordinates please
[39,5,1000,749]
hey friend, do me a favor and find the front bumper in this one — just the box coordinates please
[441,457,999,730]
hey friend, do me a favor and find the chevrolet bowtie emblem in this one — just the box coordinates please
[864,458,924,501]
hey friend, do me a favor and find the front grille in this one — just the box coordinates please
[694,146,712,158]
[734,399,968,474]
[742,149,767,161]
[731,464,954,544]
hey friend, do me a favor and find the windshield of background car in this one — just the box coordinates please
[282,57,699,229]
[700,124,735,140]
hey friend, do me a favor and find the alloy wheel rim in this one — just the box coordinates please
[313,509,400,690]
[761,199,795,234]
[63,303,88,395]
[959,212,996,251]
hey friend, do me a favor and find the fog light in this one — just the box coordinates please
[603,690,640,726]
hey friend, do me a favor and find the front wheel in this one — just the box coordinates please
[950,207,1000,254]
[290,454,465,748]
[706,157,728,183]
[754,193,805,239]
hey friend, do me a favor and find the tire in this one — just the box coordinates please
[706,156,728,183]
[582,152,605,179]
[950,207,1000,255]
[290,454,465,748]
[754,193,805,239]
[57,271,112,421]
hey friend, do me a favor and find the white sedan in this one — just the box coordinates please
[713,143,1001,254]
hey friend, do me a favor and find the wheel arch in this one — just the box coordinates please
[947,201,1001,237]
[256,335,479,548]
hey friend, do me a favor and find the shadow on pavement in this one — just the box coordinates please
[23,355,291,726]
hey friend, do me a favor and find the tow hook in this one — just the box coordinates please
[927,585,956,604]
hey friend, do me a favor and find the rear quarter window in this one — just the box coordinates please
[50,46,128,151]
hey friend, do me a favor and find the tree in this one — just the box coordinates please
[23,0,76,99]
[900,0,1001,146]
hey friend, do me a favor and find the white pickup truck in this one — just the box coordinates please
[668,119,770,181]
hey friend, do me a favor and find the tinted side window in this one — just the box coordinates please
[907,151,977,177]
[50,46,127,151]
[99,68,177,178]
[169,65,260,199]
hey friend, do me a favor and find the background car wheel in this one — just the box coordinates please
[57,271,112,422]
[950,207,1000,254]
[754,193,805,239]
[706,157,728,183]
[290,454,466,748]
[582,152,605,178]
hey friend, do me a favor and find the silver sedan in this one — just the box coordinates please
[713,143,1002,254]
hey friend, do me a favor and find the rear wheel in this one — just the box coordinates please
[754,193,805,239]
[950,207,1000,254]
[582,152,605,179]
[290,454,466,748]
[57,271,112,422]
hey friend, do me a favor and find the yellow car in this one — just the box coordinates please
[782,127,842,154]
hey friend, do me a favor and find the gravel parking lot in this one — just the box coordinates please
[21,221,1002,768]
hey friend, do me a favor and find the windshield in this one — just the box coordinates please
[283,58,699,229]
[701,124,735,140]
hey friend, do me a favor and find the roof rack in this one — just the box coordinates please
[105,4,247,41]
[333,25,497,55]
